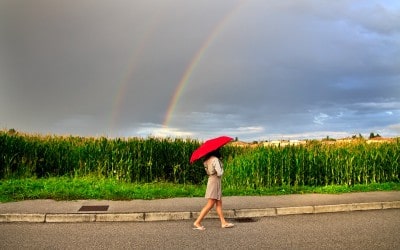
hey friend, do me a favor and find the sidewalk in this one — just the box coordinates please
[1,191,399,223]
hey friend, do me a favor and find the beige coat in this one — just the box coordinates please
[204,156,223,200]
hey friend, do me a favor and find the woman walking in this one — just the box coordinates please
[193,149,234,230]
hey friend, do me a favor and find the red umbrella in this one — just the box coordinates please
[190,136,233,164]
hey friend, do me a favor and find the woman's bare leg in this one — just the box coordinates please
[216,199,228,226]
[194,199,216,228]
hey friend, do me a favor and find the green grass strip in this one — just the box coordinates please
[0,177,206,202]
[1,177,399,202]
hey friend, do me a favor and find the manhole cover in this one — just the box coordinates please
[78,205,109,212]
[234,217,258,223]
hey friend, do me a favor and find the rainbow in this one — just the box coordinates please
[162,0,248,127]
[110,4,170,131]
[110,38,153,131]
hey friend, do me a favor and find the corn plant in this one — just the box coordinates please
[1,130,399,188]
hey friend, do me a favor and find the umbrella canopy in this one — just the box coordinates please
[190,136,233,164]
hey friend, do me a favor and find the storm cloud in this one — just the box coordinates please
[1,0,399,141]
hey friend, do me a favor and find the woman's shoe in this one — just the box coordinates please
[193,224,206,230]
[221,223,234,228]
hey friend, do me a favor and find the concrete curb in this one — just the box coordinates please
[1,201,399,223]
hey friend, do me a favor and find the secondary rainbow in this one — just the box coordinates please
[110,5,169,131]
[162,0,247,127]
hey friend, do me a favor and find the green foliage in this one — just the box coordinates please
[223,140,400,189]
[1,130,399,190]
[0,177,206,202]
[1,177,398,202]
[0,131,204,184]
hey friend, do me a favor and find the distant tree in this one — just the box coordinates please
[8,128,16,134]
[369,132,381,139]
[322,135,335,141]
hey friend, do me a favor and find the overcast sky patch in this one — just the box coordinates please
[0,0,399,141]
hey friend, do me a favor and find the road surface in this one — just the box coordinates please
[1,210,399,249]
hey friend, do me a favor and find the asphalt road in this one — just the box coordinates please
[1,210,399,250]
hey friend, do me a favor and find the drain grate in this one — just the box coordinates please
[234,217,258,223]
[78,205,109,212]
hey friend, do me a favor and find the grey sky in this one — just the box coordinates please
[1,0,399,141]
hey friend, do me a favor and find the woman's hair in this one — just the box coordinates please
[204,149,221,160]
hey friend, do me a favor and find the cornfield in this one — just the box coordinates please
[224,140,400,189]
[1,130,399,188]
